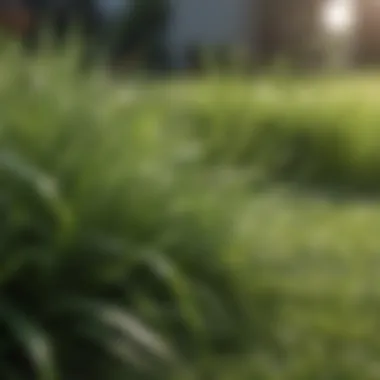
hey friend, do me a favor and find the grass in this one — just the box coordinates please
[1,45,380,379]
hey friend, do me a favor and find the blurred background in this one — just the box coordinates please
[0,1,380,380]
[1,0,377,71]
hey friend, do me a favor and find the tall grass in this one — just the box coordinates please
[179,74,380,194]
[2,46,380,380]
[0,50,266,380]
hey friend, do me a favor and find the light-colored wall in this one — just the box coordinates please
[95,0,132,21]
[95,0,260,67]
[165,0,258,67]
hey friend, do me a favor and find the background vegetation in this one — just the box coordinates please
[1,46,380,379]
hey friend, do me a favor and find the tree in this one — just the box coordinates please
[109,0,171,70]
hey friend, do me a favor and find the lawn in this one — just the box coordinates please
[1,49,380,379]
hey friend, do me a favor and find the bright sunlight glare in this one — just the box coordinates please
[322,0,355,35]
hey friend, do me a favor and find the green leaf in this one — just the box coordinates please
[0,301,58,380]
[48,298,174,368]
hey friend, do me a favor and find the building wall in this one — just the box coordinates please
[355,0,380,65]
[96,0,326,70]
[256,0,324,66]
[165,0,257,68]
[95,0,133,20]
[123,0,330,70]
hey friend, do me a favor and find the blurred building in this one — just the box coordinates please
[165,0,331,69]
[165,0,254,68]
[0,0,366,70]
[355,0,380,65]
[257,0,324,67]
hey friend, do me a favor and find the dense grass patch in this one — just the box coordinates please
[174,74,380,194]
[0,52,266,380]
[2,48,380,380]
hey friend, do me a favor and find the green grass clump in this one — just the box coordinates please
[141,72,380,380]
[4,46,380,380]
[0,51,267,380]
[174,74,380,194]
[168,72,380,380]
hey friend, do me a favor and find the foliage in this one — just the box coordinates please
[0,48,268,380]
[110,0,171,69]
[179,73,380,195]
[2,46,380,380]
